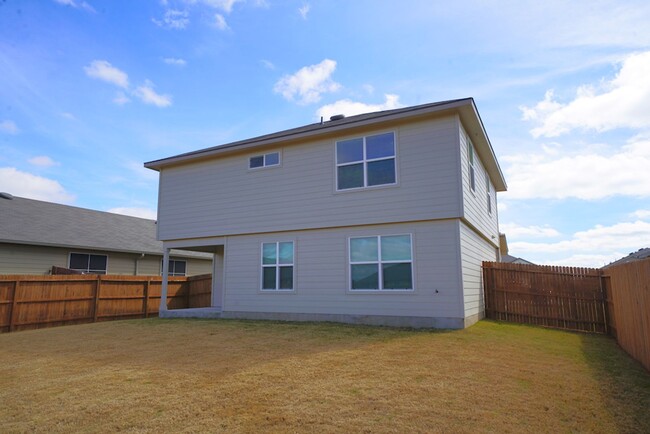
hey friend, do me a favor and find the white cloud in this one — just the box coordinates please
[107,207,157,220]
[630,210,650,220]
[508,220,650,267]
[214,13,229,30]
[316,94,403,120]
[502,136,650,200]
[113,91,131,105]
[298,4,310,19]
[362,84,375,95]
[0,120,19,135]
[260,59,275,70]
[84,60,129,88]
[152,9,190,29]
[133,81,172,108]
[274,59,341,105]
[186,0,241,13]
[522,51,650,137]
[0,167,74,204]
[163,57,187,66]
[500,223,560,239]
[53,0,95,13]
[60,112,76,120]
[28,156,59,168]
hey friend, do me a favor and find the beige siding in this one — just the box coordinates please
[221,221,464,319]
[0,243,212,276]
[459,124,499,243]
[157,116,463,241]
[459,222,498,317]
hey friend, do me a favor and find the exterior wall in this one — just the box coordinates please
[0,243,212,276]
[157,116,463,241]
[220,220,464,324]
[459,123,499,243]
[459,221,499,322]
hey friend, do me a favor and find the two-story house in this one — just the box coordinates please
[145,98,507,328]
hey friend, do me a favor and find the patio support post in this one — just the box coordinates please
[160,247,170,312]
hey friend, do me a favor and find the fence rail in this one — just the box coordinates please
[0,274,212,333]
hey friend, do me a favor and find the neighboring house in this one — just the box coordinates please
[0,195,212,276]
[145,98,507,328]
[498,233,535,265]
[604,248,650,268]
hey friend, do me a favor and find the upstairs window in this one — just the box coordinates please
[261,241,294,290]
[336,132,396,190]
[467,137,476,193]
[486,172,492,215]
[249,152,280,169]
[163,259,187,276]
[349,235,413,291]
[69,253,107,274]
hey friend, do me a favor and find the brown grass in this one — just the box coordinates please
[1,319,649,433]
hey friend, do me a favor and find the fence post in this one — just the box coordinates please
[599,271,609,335]
[8,280,20,332]
[143,280,150,318]
[92,276,101,323]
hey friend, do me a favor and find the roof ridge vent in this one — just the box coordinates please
[0,192,13,200]
[329,114,345,121]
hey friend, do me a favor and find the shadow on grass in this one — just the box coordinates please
[579,333,650,433]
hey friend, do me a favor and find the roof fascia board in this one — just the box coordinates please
[144,99,473,170]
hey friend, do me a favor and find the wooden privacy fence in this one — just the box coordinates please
[0,274,212,333]
[483,262,607,333]
[483,259,650,372]
[602,259,650,372]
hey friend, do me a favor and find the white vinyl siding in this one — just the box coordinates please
[460,125,499,243]
[157,116,462,240]
[219,221,463,320]
[459,221,499,318]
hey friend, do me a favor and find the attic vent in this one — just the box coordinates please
[329,114,345,121]
[0,192,13,200]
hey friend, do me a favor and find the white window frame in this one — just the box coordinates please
[486,172,492,215]
[161,259,187,276]
[249,151,280,169]
[467,136,476,193]
[260,241,294,291]
[335,131,397,191]
[68,252,108,274]
[348,234,414,292]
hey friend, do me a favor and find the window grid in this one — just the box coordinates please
[261,242,294,291]
[349,235,413,291]
[336,132,396,190]
[468,136,476,193]
[249,152,280,169]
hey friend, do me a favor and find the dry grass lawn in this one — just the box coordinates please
[1,318,649,433]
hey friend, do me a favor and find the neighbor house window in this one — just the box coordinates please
[249,152,280,169]
[467,136,476,193]
[336,132,396,190]
[349,235,413,291]
[261,242,294,290]
[486,172,492,215]
[162,259,187,276]
[69,253,108,274]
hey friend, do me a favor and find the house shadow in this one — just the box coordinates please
[578,332,650,431]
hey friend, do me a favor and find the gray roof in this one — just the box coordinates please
[604,248,650,268]
[501,254,535,265]
[0,196,208,258]
[145,97,507,192]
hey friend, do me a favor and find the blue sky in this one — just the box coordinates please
[1,0,649,267]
